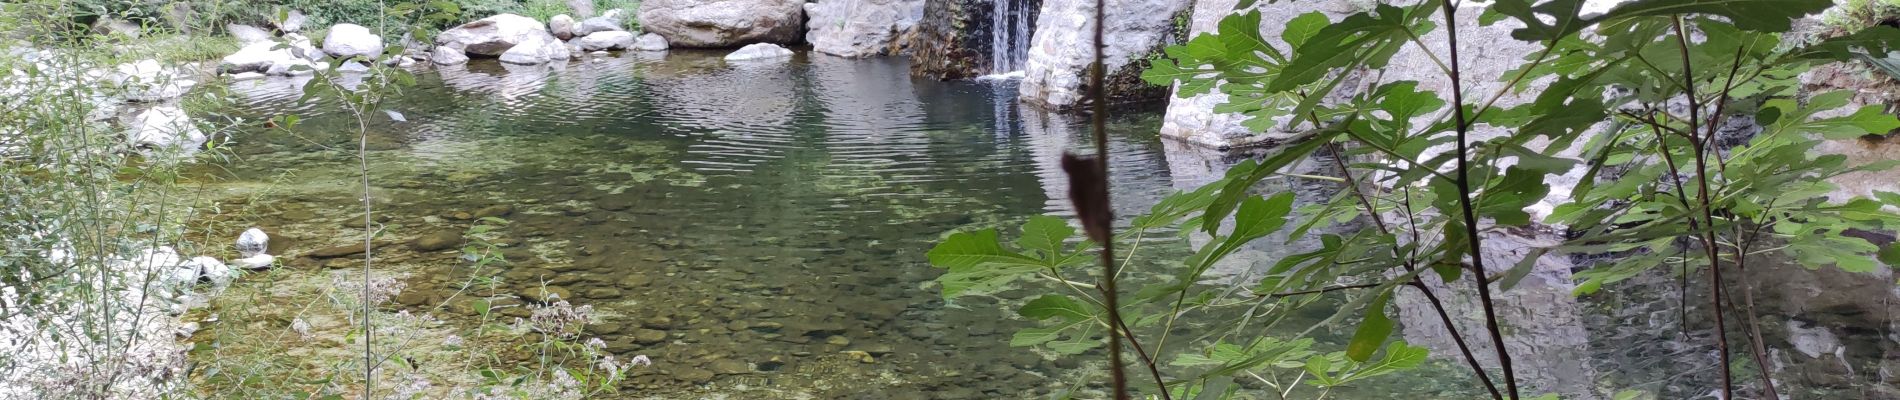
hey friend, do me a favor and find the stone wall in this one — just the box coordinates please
[804,0,927,58]
[1156,0,1349,148]
[1016,0,1190,110]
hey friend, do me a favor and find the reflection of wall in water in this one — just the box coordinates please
[1023,111,1177,220]
[1160,137,1603,396]
[1158,138,1352,282]
[1393,228,1600,398]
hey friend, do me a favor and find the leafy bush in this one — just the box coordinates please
[929,0,1900,399]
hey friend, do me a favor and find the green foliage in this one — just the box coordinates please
[518,0,571,22]
[965,0,1900,398]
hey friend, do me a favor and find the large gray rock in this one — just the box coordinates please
[639,0,805,47]
[127,106,205,150]
[1159,0,1325,148]
[551,14,577,40]
[568,0,598,18]
[430,46,469,65]
[499,35,571,64]
[321,23,385,59]
[227,24,273,46]
[634,33,670,51]
[218,40,322,76]
[436,14,553,56]
[576,11,628,36]
[1019,0,1190,109]
[803,0,924,58]
[723,43,792,61]
[236,228,269,258]
[578,31,637,51]
[272,10,307,33]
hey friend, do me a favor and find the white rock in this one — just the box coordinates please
[723,43,793,61]
[218,41,280,73]
[1018,0,1190,109]
[219,39,323,76]
[576,16,625,36]
[227,24,273,45]
[551,14,577,40]
[436,14,553,56]
[1789,320,1843,359]
[336,61,371,73]
[133,246,184,271]
[273,10,307,33]
[264,57,323,76]
[499,35,570,65]
[569,0,599,18]
[227,71,265,81]
[430,46,469,65]
[163,264,199,288]
[192,257,234,287]
[578,31,636,51]
[232,254,276,270]
[127,106,205,150]
[236,228,269,257]
[639,0,804,47]
[803,0,924,58]
[633,33,670,51]
[321,23,385,59]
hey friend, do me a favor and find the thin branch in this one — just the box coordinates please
[1438,2,1520,398]
[1672,16,1734,399]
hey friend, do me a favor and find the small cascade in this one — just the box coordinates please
[989,0,1035,75]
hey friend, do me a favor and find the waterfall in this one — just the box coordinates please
[989,0,1034,75]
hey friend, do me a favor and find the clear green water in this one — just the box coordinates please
[189,51,1900,399]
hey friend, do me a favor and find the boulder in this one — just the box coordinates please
[165,256,209,287]
[219,39,322,75]
[272,10,307,33]
[499,35,571,65]
[232,254,276,270]
[227,24,273,46]
[633,33,670,51]
[236,228,270,257]
[551,14,577,40]
[411,230,464,252]
[1018,0,1190,109]
[127,106,205,150]
[567,0,598,18]
[578,31,636,51]
[430,46,469,65]
[639,0,804,47]
[194,256,235,287]
[723,43,792,61]
[263,57,323,76]
[321,23,385,59]
[803,0,924,58]
[436,14,553,56]
[336,61,371,73]
[576,14,627,36]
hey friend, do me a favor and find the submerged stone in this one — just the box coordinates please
[410,230,464,252]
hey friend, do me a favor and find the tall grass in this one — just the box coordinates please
[0,1,244,398]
